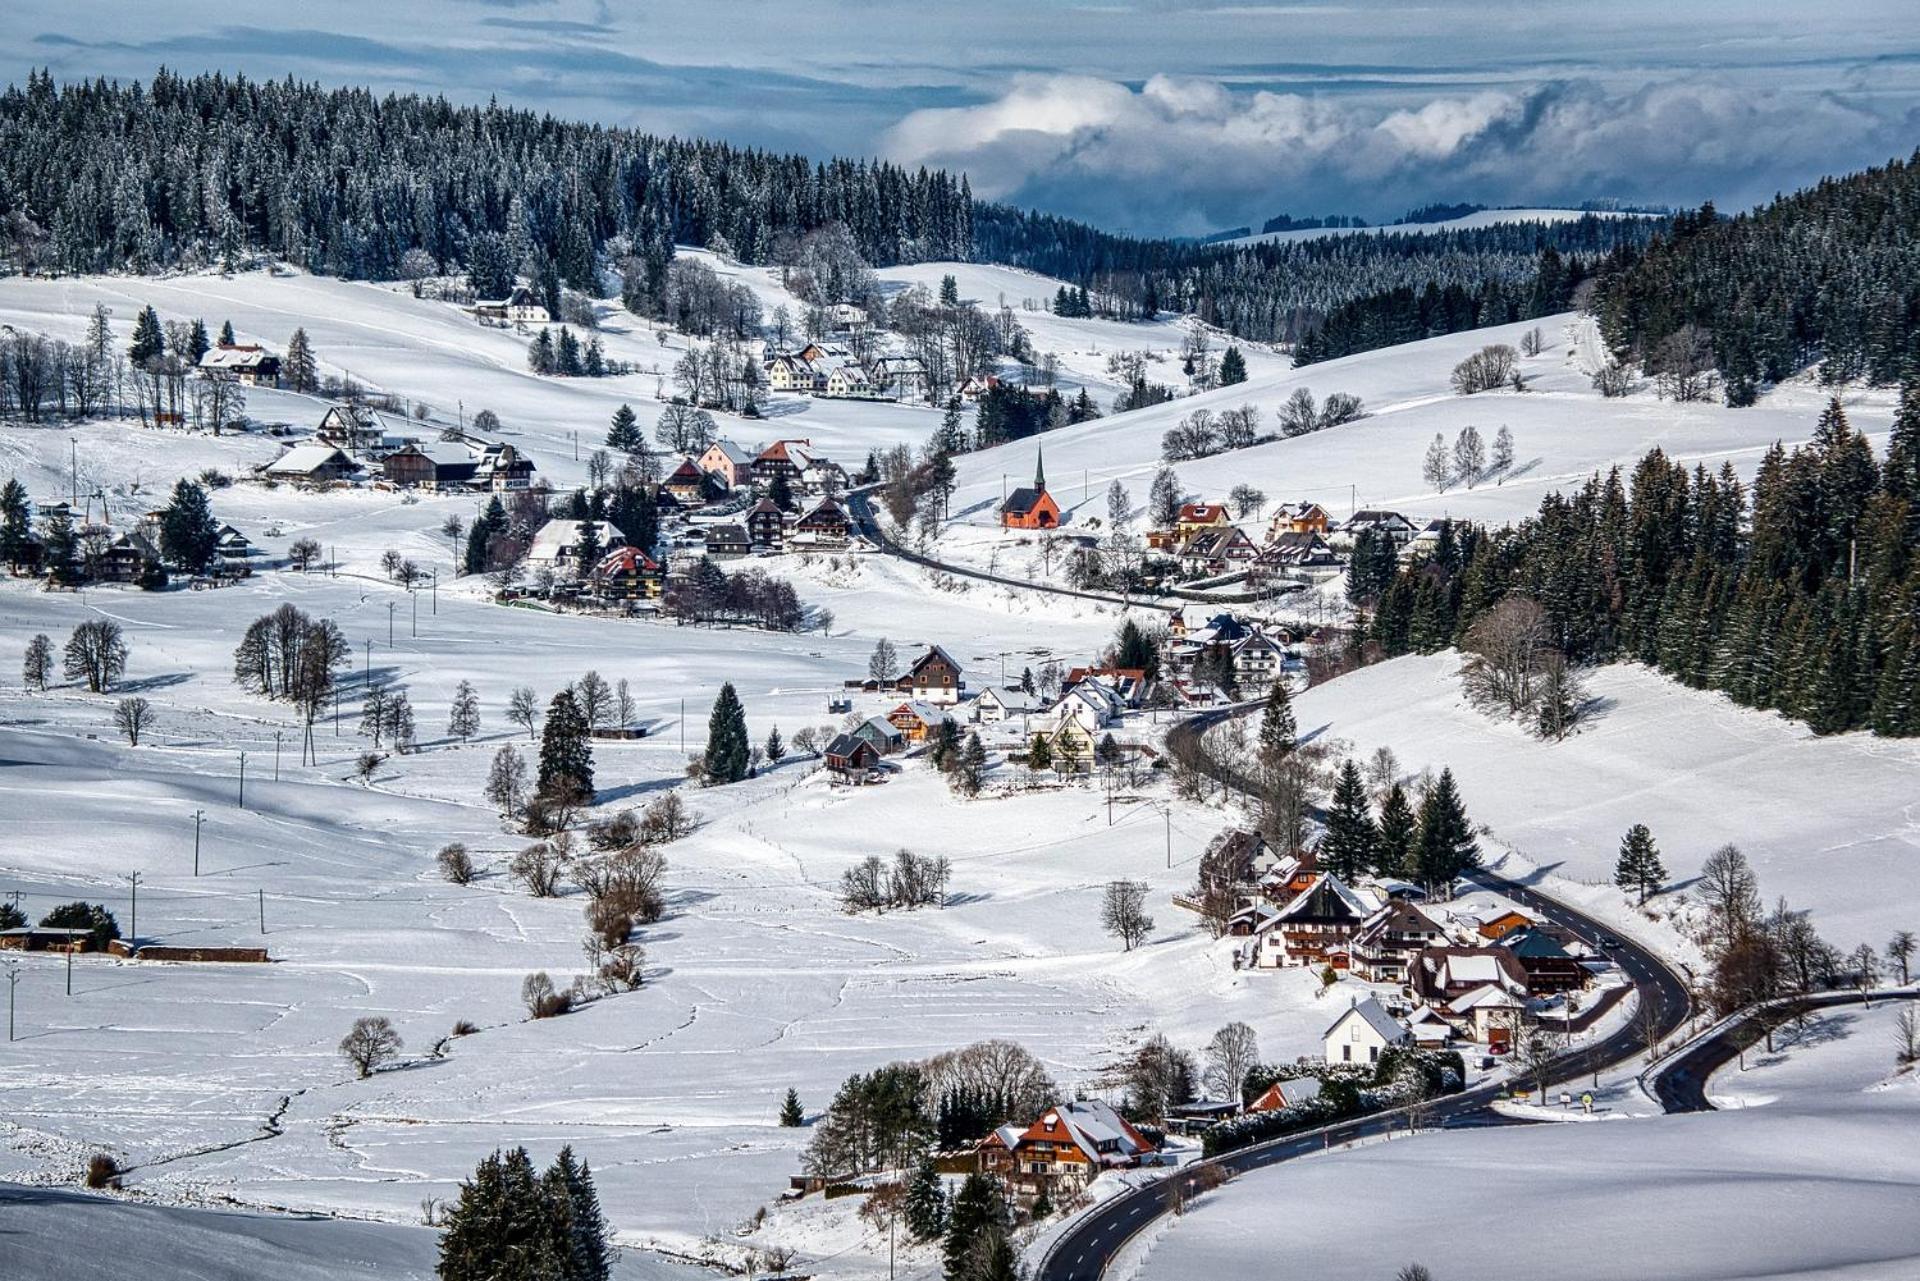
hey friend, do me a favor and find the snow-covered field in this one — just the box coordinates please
[1134,998,1920,1281]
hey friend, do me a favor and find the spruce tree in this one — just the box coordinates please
[1320,760,1377,881]
[1613,823,1666,905]
[218,319,236,345]
[703,682,749,784]
[285,327,318,392]
[904,1150,947,1240]
[779,1088,805,1127]
[943,1173,1005,1281]
[439,1147,566,1281]
[187,317,211,363]
[1026,733,1052,773]
[537,690,595,800]
[1375,783,1417,879]
[0,478,32,570]
[158,478,220,573]
[129,306,164,365]
[548,1146,613,1281]
[1414,769,1479,890]
[1258,680,1296,765]
[607,403,642,453]
[1218,346,1247,386]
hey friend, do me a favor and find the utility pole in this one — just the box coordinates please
[273,731,282,781]
[680,698,686,754]
[259,888,266,935]
[128,871,141,946]
[6,964,16,1040]
[387,601,396,647]
[66,942,73,996]
[238,751,247,808]
[70,436,78,506]
[193,809,204,876]
[411,586,418,638]
[431,568,438,615]
[364,638,372,688]
[1165,807,1172,869]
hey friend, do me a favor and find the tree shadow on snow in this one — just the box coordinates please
[117,671,192,694]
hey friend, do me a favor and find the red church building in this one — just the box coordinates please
[1000,448,1061,529]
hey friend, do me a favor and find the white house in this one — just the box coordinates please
[527,519,627,573]
[1322,996,1413,1067]
[474,286,550,326]
[1047,682,1121,735]
[971,686,1041,724]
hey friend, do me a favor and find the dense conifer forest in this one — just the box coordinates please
[1357,395,1920,737]
[1590,151,1920,403]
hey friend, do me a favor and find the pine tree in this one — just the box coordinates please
[1320,760,1377,881]
[607,403,641,452]
[1218,346,1247,386]
[1258,680,1296,765]
[956,732,988,796]
[1,478,33,570]
[943,1173,1005,1281]
[158,478,219,573]
[129,306,164,365]
[1613,823,1666,905]
[904,1150,947,1240]
[548,1146,613,1281]
[1027,733,1052,773]
[703,682,749,784]
[1415,769,1479,890]
[187,317,211,363]
[1375,783,1417,879]
[779,1088,805,1127]
[537,690,595,800]
[218,319,235,346]
[439,1147,566,1281]
[285,327,318,392]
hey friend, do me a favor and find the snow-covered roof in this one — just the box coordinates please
[264,445,351,475]
[1325,995,1411,1045]
[199,344,275,370]
[1447,982,1523,1014]
[974,685,1038,711]
[528,519,626,563]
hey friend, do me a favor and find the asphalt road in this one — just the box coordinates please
[1035,705,1695,1281]
[1650,986,1920,1112]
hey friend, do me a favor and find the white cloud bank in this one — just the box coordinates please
[885,73,1919,232]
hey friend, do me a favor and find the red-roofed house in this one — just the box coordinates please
[976,1100,1157,1195]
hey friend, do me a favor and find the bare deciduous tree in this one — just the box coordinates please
[64,619,129,693]
[1202,1021,1261,1102]
[1450,344,1518,395]
[436,842,475,885]
[339,1015,402,1078]
[113,696,154,746]
[1459,596,1552,717]
[1102,880,1154,951]
[511,842,565,897]
[506,686,539,740]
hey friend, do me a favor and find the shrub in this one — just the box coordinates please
[85,1154,122,1189]
[436,843,475,885]
[586,810,639,851]
[41,902,120,948]
[451,1019,480,1037]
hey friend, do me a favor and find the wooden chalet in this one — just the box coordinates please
[886,701,952,744]
[1247,873,1372,969]
[898,645,964,705]
[1269,502,1332,538]
[824,732,881,779]
[588,545,663,600]
[704,524,751,560]
[747,498,786,549]
[793,496,851,543]
[198,343,280,386]
[664,459,709,506]
[975,1101,1156,1196]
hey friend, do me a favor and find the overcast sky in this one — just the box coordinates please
[14,1,1920,235]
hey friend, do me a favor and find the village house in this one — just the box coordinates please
[382,441,478,490]
[1472,909,1535,942]
[867,354,929,401]
[663,459,710,506]
[1000,449,1060,530]
[1403,1005,1457,1048]
[315,404,404,457]
[799,458,849,498]
[1408,946,1532,1006]
[527,519,627,574]
[824,732,882,780]
[763,353,814,393]
[1045,716,1100,772]
[793,496,851,544]
[1176,525,1258,578]
[826,302,871,333]
[703,524,751,560]
[886,701,952,744]
[587,545,663,601]
[469,441,536,492]
[213,525,252,578]
[898,646,965,705]
[1495,925,1594,994]
[970,685,1041,724]
[97,530,161,583]
[1269,502,1332,539]
[1253,532,1341,579]
[976,1100,1156,1196]
[1246,874,1373,969]
[1062,667,1150,707]
[697,440,755,491]
[1337,509,1418,548]
[1047,680,1123,735]
[746,498,786,550]
[850,716,906,756]
[958,373,1002,402]
[819,361,872,399]
[754,439,816,485]
[473,286,550,325]
[1323,996,1414,1067]
[198,343,280,386]
[262,444,355,486]
[1347,900,1448,984]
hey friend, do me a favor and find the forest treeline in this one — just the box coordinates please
[0,68,1656,351]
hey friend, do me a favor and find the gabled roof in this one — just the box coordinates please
[1177,502,1228,524]
[592,545,660,577]
[528,519,626,562]
[1446,982,1524,1014]
[1325,996,1412,1045]
[1496,925,1574,960]
[749,497,783,516]
[798,497,849,526]
[199,344,275,370]
[1274,874,1372,925]
[756,439,814,467]
[1346,509,1415,529]
[264,444,352,475]
[705,524,750,546]
[665,459,706,485]
[906,645,961,677]
[703,440,754,466]
[890,700,952,728]
[824,732,875,761]
[974,685,1039,710]
[855,716,905,741]
[1001,487,1052,516]
[1015,1100,1153,1165]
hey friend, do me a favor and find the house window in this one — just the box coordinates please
[1341,1044,1352,1062]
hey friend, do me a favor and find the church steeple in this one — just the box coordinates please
[1034,444,1046,494]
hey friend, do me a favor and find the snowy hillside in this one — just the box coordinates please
[936,312,1899,584]
[1221,207,1650,248]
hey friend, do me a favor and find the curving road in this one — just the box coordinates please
[1650,987,1920,1112]
[1036,703,1693,1281]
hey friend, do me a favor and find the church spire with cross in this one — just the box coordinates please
[1033,443,1046,494]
